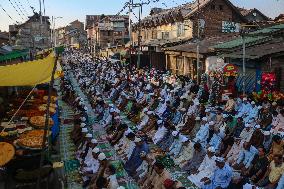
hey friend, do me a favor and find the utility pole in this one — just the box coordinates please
[128,0,133,67]
[241,29,246,95]
[196,0,200,83]
[137,4,142,69]
[39,0,42,24]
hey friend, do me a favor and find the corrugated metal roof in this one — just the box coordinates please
[212,24,284,49]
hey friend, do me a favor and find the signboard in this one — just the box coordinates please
[223,64,238,76]
[222,21,240,33]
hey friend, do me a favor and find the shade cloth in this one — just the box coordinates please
[0,52,62,86]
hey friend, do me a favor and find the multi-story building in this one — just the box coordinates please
[131,0,254,71]
[54,20,87,48]
[9,13,51,50]
[85,15,129,54]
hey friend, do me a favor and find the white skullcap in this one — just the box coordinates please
[257,106,262,110]
[205,109,210,113]
[243,97,247,101]
[157,120,163,124]
[143,108,148,112]
[80,123,86,127]
[195,102,200,105]
[147,111,154,115]
[208,146,216,152]
[172,131,179,137]
[86,133,92,138]
[92,147,100,153]
[245,123,250,128]
[82,128,88,132]
[272,102,277,106]
[254,124,261,129]
[223,114,228,118]
[98,153,106,161]
[251,101,255,105]
[263,131,271,136]
[209,121,215,126]
[81,117,86,121]
[195,117,201,121]
[110,108,115,113]
[134,137,142,143]
[84,106,88,111]
[243,183,257,189]
[180,108,186,112]
[117,187,126,189]
[215,157,225,162]
[91,139,98,144]
[202,117,208,121]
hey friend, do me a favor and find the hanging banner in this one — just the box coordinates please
[223,64,238,77]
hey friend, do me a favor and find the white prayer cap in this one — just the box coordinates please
[147,111,154,115]
[254,124,261,129]
[117,187,125,189]
[205,109,210,113]
[91,139,98,144]
[109,104,114,107]
[243,183,257,189]
[96,92,100,95]
[251,101,255,105]
[257,105,262,110]
[110,108,115,113]
[86,133,92,138]
[172,131,179,137]
[209,121,215,126]
[134,137,142,143]
[143,107,148,112]
[180,108,186,112]
[181,136,189,142]
[84,106,88,111]
[157,120,163,124]
[215,157,225,162]
[116,109,120,113]
[98,153,106,161]
[82,128,88,132]
[243,97,248,101]
[263,131,271,136]
[208,146,216,152]
[97,97,102,101]
[195,102,200,105]
[202,117,208,121]
[245,123,250,128]
[81,117,86,121]
[92,147,100,153]
[222,114,228,118]
[180,96,186,99]
[195,117,201,121]
[272,102,277,106]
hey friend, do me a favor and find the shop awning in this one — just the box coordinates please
[0,52,62,86]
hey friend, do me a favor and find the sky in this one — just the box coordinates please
[0,0,283,31]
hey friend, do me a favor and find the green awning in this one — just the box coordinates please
[0,50,28,62]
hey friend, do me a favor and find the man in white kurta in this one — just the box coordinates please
[188,147,217,188]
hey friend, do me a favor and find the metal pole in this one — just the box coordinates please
[39,0,42,24]
[137,4,141,69]
[242,34,246,95]
[196,0,200,84]
[128,0,133,67]
[36,52,58,189]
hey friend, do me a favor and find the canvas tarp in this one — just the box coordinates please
[0,52,62,86]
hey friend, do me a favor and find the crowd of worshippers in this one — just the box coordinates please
[60,49,284,189]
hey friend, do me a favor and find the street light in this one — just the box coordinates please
[51,16,63,48]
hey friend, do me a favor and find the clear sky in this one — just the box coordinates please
[0,0,283,31]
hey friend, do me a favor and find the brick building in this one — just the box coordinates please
[85,15,129,55]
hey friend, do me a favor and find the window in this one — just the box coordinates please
[219,5,223,11]
[177,23,185,37]
[210,4,215,10]
[161,32,169,39]
[152,30,157,39]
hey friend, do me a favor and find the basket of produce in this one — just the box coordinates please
[17,130,50,150]
[0,142,15,166]
[29,116,54,129]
